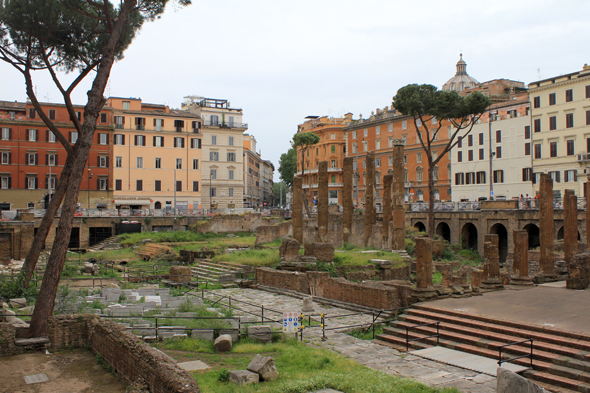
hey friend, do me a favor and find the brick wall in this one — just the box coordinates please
[195,213,282,234]
[256,267,310,293]
[0,323,17,355]
[255,221,291,245]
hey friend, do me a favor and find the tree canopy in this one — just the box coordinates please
[278,147,297,188]
[293,131,321,150]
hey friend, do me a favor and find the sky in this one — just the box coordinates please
[1,0,590,182]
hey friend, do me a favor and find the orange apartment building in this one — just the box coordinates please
[106,97,202,212]
[0,100,113,210]
[345,107,453,207]
[296,114,351,206]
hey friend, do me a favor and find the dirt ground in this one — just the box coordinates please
[0,349,126,393]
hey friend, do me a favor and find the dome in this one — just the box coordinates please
[442,54,479,92]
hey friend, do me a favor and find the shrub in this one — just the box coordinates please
[216,368,230,383]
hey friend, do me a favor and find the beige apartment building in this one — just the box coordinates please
[243,134,262,208]
[262,160,274,207]
[182,96,246,210]
[106,97,202,212]
[529,64,590,197]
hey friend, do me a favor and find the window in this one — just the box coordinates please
[174,137,184,148]
[455,172,465,185]
[114,134,125,145]
[375,158,381,167]
[331,145,336,153]
[174,119,184,132]
[402,121,407,130]
[229,169,234,180]
[476,171,486,184]
[352,143,357,154]
[550,141,557,157]
[534,119,541,133]
[190,138,201,149]
[29,108,36,118]
[2,128,10,140]
[1,152,10,164]
[228,136,234,146]
[493,170,504,183]
[98,178,107,190]
[210,115,219,126]
[176,181,182,192]
[533,96,540,108]
[416,168,423,182]
[331,175,336,183]
[363,128,368,137]
[329,133,335,140]
[1,176,10,189]
[431,117,437,125]
[388,124,393,133]
[155,180,161,191]
[524,126,530,139]
[115,116,124,129]
[522,168,532,182]
[567,139,575,156]
[479,149,484,160]
[27,153,37,165]
[352,131,357,139]
[228,116,234,127]
[416,153,422,163]
[496,146,502,159]
[48,109,56,120]
[100,113,107,123]
[47,154,56,166]
[116,156,122,168]
[389,157,394,166]
[137,157,143,168]
[99,133,108,145]
[227,152,236,162]
[27,177,37,189]
[70,131,79,143]
[135,135,145,146]
[402,134,407,145]
[496,130,501,143]
[479,133,484,145]
[155,158,161,169]
[587,110,590,126]
[135,117,145,130]
[192,159,199,170]
[466,172,475,184]
[550,171,561,183]
[99,156,108,167]
[564,170,577,183]
[458,137,462,148]
[457,151,462,162]
[210,169,217,180]
[587,85,590,99]
[115,179,122,191]
[154,136,164,147]
[176,158,182,169]
[433,167,438,181]
[468,150,473,161]
[525,143,531,156]
[549,116,557,130]
[416,119,422,127]
[468,134,473,146]
[565,89,573,102]
[28,129,37,142]
[210,187,216,197]
[534,144,542,159]
[210,151,219,161]
[192,181,199,192]
[549,93,556,106]
[566,113,574,128]
[136,179,143,191]
[123,101,130,110]
[229,188,234,197]
[211,135,217,145]
[331,160,336,168]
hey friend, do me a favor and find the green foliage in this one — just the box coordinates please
[273,181,288,205]
[441,247,454,260]
[341,242,356,251]
[216,368,230,383]
[0,277,39,305]
[316,261,338,277]
[278,147,297,188]
[292,132,321,149]
[61,264,78,277]
[95,354,112,373]
[348,324,384,340]
[118,292,127,303]
[333,251,404,267]
[119,231,224,245]
[213,249,280,267]
[432,271,443,285]
[405,238,416,256]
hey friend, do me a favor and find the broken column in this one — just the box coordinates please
[539,174,556,279]
[509,230,533,287]
[342,157,354,244]
[481,235,503,290]
[317,161,328,243]
[411,237,437,301]
[292,176,303,244]
[564,189,578,266]
[566,252,590,290]
[364,152,376,247]
[391,139,406,250]
[382,174,393,249]
[586,182,590,247]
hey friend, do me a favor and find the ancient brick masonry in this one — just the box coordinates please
[586,182,590,247]
[364,152,376,246]
[391,140,405,251]
[292,176,303,244]
[382,174,393,248]
[416,238,433,289]
[564,189,578,266]
[539,174,555,277]
[317,161,329,243]
[342,157,354,244]
[481,234,503,290]
[510,230,533,286]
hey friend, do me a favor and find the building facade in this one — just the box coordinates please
[106,97,202,212]
[243,134,262,208]
[182,96,246,210]
[262,160,274,207]
[0,100,113,210]
[529,64,590,197]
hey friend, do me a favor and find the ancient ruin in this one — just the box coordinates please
[391,139,405,251]
[382,174,393,248]
[317,161,329,243]
[510,230,533,287]
[564,189,578,266]
[342,157,354,243]
[480,234,503,290]
[292,176,303,244]
[539,174,556,279]
[364,152,376,246]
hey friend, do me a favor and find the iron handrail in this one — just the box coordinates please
[406,321,440,352]
[498,339,534,368]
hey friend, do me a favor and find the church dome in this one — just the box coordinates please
[442,54,479,92]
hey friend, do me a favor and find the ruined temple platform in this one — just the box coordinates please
[427,284,590,334]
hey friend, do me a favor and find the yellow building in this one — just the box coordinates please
[106,97,202,212]
[529,64,590,197]
[243,134,262,208]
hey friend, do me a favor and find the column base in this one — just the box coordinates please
[410,287,438,302]
[508,275,535,289]
[480,278,504,291]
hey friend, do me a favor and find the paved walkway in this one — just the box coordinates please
[201,288,497,393]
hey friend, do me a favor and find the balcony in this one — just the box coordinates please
[203,120,248,128]
[136,125,145,131]
[577,153,590,162]
[115,124,124,129]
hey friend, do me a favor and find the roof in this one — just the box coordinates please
[442,54,479,92]
[113,109,201,119]
[0,101,26,111]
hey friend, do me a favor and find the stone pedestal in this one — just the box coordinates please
[564,189,578,266]
[342,157,354,244]
[317,161,328,243]
[292,176,303,244]
[391,140,405,251]
[539,174,556,279]
[509,230,534,287]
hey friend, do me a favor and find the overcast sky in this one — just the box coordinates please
[2,0,589,182]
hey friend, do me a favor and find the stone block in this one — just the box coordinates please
[219,329,239,342]
[169,266,191,283]
[3,309,16,322]
[214,334,233,352]
[247,354,279,381]
[301,296,314,313]
[247,325,272,343]
[229,370,259,386]
[567,252,590,290]
[9,298,26,308]
[313,243,335,262]
[497,367,544,393]
[279,238,301,262]
[192,329,214,341]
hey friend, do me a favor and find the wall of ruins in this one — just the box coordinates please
[254,221,292,245]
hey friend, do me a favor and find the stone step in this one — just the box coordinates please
[197,260,248,271]
[192,264,243,275]
[524,370,590,392]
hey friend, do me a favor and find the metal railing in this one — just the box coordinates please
[498,339,534,368]
[202,120,248,128]
[405,321,440,352]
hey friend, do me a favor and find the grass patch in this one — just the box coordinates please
[213,249,280,267]
[348,324,384,340]
[432,271,443,285]
[118,231,251,246]
[333,251,404,267]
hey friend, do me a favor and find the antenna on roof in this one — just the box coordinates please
[537,68,541,80]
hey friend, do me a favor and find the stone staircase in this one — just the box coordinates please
[191,260,250,283]
[86,236,121,253]
[375,304,590,392]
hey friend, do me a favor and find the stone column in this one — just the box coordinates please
[481,237,503,290]
[391,139,406,251]
[317,161,328,243]
[539,174,555,279]
[364,152,375,247]
[292,176,303,244]
[510,230,533,287]
[412,237,437,301]
[382,174,393,249]
[342,157,354,244]
[564,189,578,266]
[586,182,590,247]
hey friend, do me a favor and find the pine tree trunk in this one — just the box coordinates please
[428,163,435,238]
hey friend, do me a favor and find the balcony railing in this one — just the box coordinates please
[115,124,124,129]
[202,120,248,128]
[577,153,590,162]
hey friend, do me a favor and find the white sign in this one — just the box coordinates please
[283,312,299,333]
